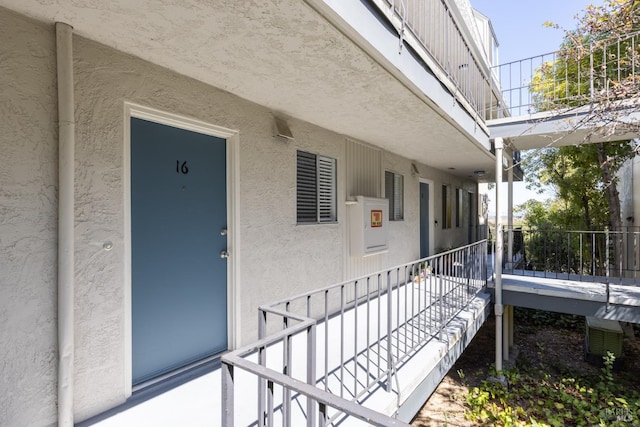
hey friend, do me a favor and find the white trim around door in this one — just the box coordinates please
[123,102,240,398]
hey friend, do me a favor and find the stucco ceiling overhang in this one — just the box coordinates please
[1,0,497,181]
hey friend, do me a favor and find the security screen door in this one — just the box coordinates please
[131,117,227,384]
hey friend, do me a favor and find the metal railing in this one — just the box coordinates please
[221,240,488,426]
[491,31,640,117]
[382,0,496,122]
[502,228,640,285]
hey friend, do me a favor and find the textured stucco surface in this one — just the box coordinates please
[1,7,480,424]
[0,8,58,427]
[71,34,349,420]
[0,0,496,177]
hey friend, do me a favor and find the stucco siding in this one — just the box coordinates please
[0,8,58,427]
[71,33,350,420]
[1,7,480,423]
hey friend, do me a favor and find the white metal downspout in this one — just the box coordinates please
[505,155,514,361]
[494,138,504,374]
[56,21,75,427]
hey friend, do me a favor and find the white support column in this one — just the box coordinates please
[507,155,514,270]
[503,306,510,361]
[504,153,514,361]
[508,305,514,348]
[494,138,504,374]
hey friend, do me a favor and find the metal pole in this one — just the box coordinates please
[494,138,505,374]
[507,155,514,271]
[221,361,235,427]
[56,22,75,427]
[307,324,317,427]
[258,310,267,427]
[386,271,393,392]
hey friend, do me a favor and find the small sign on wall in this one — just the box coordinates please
[348,196,388,257]
[371,210,382,227]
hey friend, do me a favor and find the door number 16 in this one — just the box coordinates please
[176,161,189,174]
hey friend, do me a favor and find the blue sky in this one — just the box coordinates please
[472,0,595,63]
[471,0,597,213]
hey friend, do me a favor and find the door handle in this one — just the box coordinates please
[220,250,230,259]
[220,228,228,236]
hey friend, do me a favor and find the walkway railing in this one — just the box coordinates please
[491,31,640,117]
[221,240,488,426]
[503,228,640,285]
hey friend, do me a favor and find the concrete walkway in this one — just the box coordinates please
[83,280,491,426]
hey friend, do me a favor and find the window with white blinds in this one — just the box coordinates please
[297,150,337,223]
[385,171,404,221]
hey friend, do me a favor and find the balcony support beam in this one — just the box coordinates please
[507,155,514,270]
[494,137,504,374]
[504,152,514,361]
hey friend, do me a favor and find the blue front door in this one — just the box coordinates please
[131,117,228,385]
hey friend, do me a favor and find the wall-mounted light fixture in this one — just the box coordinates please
[411,163,420,176]
[274,117,294,141]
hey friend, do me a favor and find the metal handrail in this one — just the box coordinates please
[380,0,494,122]
[222,355,410,427]
[502,227,640,284]
[220,240,488,426]
[491,31,640,117]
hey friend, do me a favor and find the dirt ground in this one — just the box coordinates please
[411,311,640,426]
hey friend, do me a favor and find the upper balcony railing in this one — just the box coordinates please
[491,31,640,118]
[380,0,499,123]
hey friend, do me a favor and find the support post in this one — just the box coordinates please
[222,361,235,427]
[306,324,317,427]
[503,305,510,361]
[508,305,514,348]
[507,154,514,270]
[494,138,504,374]
[258,310,267,427]
[386,272,393,392]
[504,152,514,361]
[56,22,75,427]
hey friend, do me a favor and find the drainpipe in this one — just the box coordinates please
[504,154,514,361]
[507,156,513,271]
[56,21,75,427]
[494,138,504,374]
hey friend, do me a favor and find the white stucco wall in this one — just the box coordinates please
[0,9,58,427]
[0,7,479,423]
[71,33,350,420]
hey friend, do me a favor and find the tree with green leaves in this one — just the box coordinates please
[525,0,640,235]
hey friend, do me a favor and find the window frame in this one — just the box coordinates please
[296,150,337,224]
[385,171,404,221]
